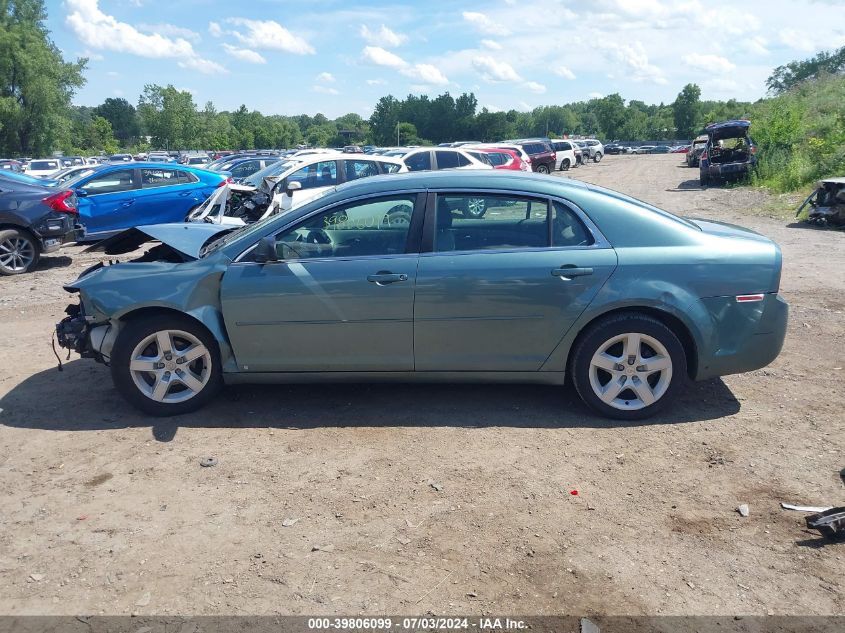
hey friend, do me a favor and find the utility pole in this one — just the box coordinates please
[396,121,400,146]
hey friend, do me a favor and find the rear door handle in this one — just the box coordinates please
[552,266,593,279]
[121,199,135,207]
[367,272,409,285]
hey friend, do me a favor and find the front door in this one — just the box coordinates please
[414,193,617,371]
[76,168,137,237]
[221,194,422,372]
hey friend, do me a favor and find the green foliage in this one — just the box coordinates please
[0,0,86,156]
[766,45,845,95]
[94,97,138,143]
[673,83,701,139]
[751,74,845,192]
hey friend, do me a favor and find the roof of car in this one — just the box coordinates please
[705,119,751,131]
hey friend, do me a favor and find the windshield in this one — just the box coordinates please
[241,159,298,187]
[200,186,336,257]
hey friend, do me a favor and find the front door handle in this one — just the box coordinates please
[367,272,409,285]
[552,266,593,279]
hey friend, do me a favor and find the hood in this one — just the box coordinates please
[84,222,233,259]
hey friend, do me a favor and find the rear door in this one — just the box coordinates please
[220,193,425,372]
[414,191,617,371]
[134,168,204,225]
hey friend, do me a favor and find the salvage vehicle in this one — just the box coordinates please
[686,134,708,167]
[187,154,407,225]
[24,158,61,178]
[0,178,77,275]
[56,170,787,420]
[795,178,845,228]
[65,163,228,241]
[699,120,757,186]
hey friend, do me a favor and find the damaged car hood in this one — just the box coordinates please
[84,223,233,259]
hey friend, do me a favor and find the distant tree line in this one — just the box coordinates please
[1,0,843,196]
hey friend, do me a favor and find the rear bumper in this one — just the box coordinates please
[694,293,788,380]
[32,212,77,253]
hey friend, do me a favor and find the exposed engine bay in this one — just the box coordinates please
[796,178,845,228]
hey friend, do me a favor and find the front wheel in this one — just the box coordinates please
[570,313,686,420]
[593,152,603,163]
[535,164,550,174]
[461,197,487,218]
[0,229,40,275]
[110,315,222,416]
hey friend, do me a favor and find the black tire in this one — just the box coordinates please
[593,152,603,163]
[110,314,222,416]
[536,163,550,174]
[384,204,413,226]
[560,159,571,171]
[570,312,687,420]
[0,228,40,276]
[699,172,709,187]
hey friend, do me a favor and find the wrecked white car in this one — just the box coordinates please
[187,153,406,226]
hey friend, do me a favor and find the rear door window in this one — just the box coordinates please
[405,151,432,172]
[377,161,402,174]
[286,160,338,190]
[344,159,378,181]
[435,151,460,170]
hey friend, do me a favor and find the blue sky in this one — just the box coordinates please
[48,0,845,118]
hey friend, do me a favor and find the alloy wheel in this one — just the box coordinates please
[0,235,35,272]
[588,332,673,411]
[129,329,213,403]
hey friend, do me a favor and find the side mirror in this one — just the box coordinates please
[76,188,88,197]
[286,181,302,196]
[253,235,279,264]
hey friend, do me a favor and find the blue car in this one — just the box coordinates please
[65,163,227,241]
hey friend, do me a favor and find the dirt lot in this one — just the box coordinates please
[0,155,842,616]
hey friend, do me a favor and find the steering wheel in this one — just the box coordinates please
[306,229,331,244]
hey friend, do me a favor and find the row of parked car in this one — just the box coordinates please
[1,139,596,275]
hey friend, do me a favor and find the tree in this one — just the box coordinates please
[673,83,701,139]
[767,45,845,95]
[0,0,87,155]
[82,115,118,153]
[94,97,138,143]
[369,95,400,145]
[138,84,199,148]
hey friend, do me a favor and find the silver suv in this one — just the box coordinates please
[580,139,604,162]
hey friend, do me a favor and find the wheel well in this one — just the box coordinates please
[119,306,216,342]
[0,223,40,249]
[569,307,698,379]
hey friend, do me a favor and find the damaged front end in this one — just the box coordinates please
[186,180,274,226]
[796,178,845,228]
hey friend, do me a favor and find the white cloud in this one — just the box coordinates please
[313,85,340,95]
[81,49,104,61]
[362,45,407,68]
[222,44,266,64]
[778,28,817,52]
[65,0,226,73]
[480,39,502,50]
[588,92,604,99]
[402,63,449,85]
[366,78,387,85]
[316,72,336,82]
[208,21,223,37]
[179,57,228,75]
[359,24,407,47]
[462,11,510,36]
[471,55,521,82]
[744,35,769,56]
[138,23,200,43]
[524,81,546,94]
[604,41,666,84]
[227,17,315,54]
[683,53,736,74]
[553,66,576,80]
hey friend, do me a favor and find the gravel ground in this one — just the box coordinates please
[0,154,842,616]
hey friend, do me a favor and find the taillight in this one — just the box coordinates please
[43,190,77,214]
[701,151,708,161]
[216,176,233,188]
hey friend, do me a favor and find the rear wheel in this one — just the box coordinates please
[593,152,603,163]
[560,159,571,171]
[699,172,709,187]
[0,229,40,275]
[536,163,550,175]
[570,313,686,420]
[110,314,222,416]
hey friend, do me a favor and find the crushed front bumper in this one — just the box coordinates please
[55,302,115,363]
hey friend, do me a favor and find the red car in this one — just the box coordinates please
[483,148,525,171]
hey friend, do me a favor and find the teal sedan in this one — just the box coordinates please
[55,171,787,420]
